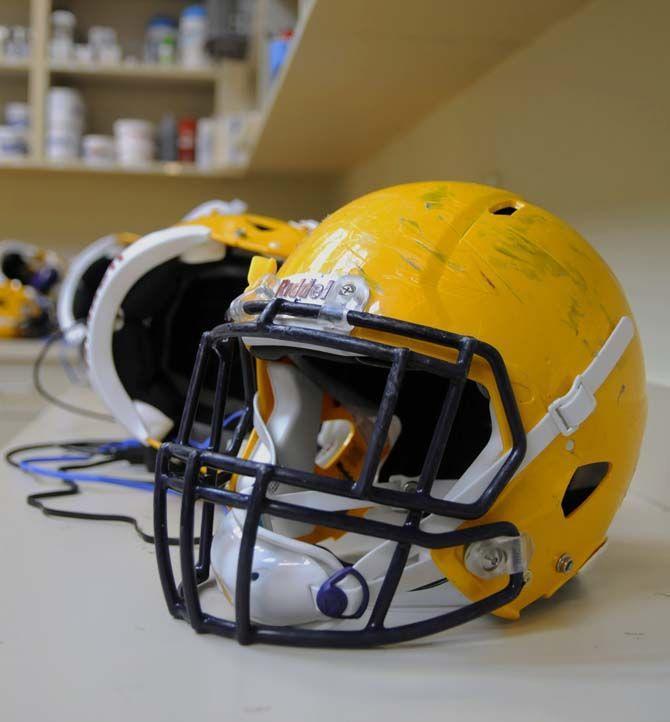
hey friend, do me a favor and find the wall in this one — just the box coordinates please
[1,170,335,256]
[336,0,670,385]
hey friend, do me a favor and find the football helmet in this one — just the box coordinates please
[0,278,52,338]
[0,241,59,338]
[155,182,646,647]
[57,231,140,346]
[86,199,312,445]
[0,240,61,295]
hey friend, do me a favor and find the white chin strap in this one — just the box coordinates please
[210,317,634,627]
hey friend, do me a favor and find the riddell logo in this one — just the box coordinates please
[277,277,334,302]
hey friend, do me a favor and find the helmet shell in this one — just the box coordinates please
[275,181,646,617]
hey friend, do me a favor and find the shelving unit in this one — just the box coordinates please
[0,0,592,180]
[49,61,222,84]
[0,0,256,178]
[0,59,30,76]
[249,0,590,172]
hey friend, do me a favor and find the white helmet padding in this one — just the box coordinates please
[207,358,494,627]
[86,225,251,443]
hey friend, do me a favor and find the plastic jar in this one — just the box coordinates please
[5,101,29,129]
[114,118,155,166]
[46,87,84,161]
[0,125,26,159]
[179,5,208,68]
[83,134,115,166]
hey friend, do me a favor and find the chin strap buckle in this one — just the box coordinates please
[316,567,370,619]
[547,376,596,436]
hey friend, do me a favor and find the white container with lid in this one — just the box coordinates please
[5,101,29,129]
[116,140,154,167]
[83,134,115,166]
[114,118,154,141]
[0,125,26,159]
[179,5,208,68]
[46,128,80,161]
[115,118,155,166]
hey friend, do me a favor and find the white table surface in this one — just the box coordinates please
[1,385,668,722]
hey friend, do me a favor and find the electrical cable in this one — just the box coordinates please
[33,327,116,421]
[5,416,241,544]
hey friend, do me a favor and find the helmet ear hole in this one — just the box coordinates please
[561,462,610,516]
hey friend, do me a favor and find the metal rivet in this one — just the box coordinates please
[556,554,574,573]
[481,547,506,572]
[565,439,575,452]
[403,480,417,493]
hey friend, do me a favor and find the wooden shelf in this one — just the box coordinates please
[0,59,30,76]
[49,61,222,84]
[249,0,589,172]
[0,157,244,179]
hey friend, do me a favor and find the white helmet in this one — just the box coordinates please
[86,199,313,445]
[57,232,139,345]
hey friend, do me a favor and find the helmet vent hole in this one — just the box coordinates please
[561,462,610,516]
[490,203,520,216]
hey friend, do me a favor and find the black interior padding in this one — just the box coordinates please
[287,353,492,482]
[74,256,114,321]
[562,462,610,516]
[2,252,31,285]
[111,250,252,432]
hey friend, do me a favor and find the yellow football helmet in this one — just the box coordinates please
[0,278,51,338]
[156,182,646,647]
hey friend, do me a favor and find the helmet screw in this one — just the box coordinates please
[556,554,574,573]
[403,480,418,493]
[339,282,356,296]
[481,547,506,572]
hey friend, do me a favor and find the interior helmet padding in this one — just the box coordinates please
[111,249,252,430]
[282,353,493,483]
[72,256,114,321]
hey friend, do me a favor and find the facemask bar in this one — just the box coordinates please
[154,298,527,646]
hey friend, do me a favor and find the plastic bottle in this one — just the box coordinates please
[177,117,197,162]
[158,114,177,161]
[145,16,177,64]
[179,5,208,68]
[196,117,215,169]
[50,10,75,62]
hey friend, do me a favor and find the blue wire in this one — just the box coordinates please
[223,409,245,427]
[18,454,155,492]
[18,415,243,492]
[189,410,245,449]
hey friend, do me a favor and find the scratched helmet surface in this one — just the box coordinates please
[156,182,646,647]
